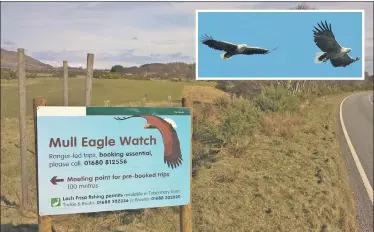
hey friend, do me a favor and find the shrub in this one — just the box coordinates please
[0,69,17,80]
[191,98,260,173]
[212,96,230,109]
[217,99,259,140]
[254,86,300,113]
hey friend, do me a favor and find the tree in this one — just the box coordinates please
[291,2,316,10]
[110,65,124,73]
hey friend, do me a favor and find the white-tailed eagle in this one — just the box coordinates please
[313,20,360,67]
[200,34,277,60]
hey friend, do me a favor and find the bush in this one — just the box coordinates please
[212,96,230,109]
[254,86,300,113]
[217,99,259,140]
[191,97,261,174]
[0,69,17,80]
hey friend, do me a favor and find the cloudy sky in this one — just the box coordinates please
[1,2,373,73]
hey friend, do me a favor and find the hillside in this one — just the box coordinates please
[1,48,53,70]
[112,62,196,79]
[0,48,196,79]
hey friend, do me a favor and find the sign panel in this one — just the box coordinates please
[36,106,191,216]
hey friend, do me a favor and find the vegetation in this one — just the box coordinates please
[0,78,215,118]
[2,73,372,231]
[216,72,373,100]
[110,65,125,73]
[1,62,197,81]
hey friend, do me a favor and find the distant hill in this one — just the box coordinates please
[0,48,197,80]
[119,62,196,79]
[0,48,53,70]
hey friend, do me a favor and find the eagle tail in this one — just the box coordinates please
[220,53,233,60]
[314,51,326,64]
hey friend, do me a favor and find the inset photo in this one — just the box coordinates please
[196,10,364,80]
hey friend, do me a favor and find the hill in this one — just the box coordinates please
[0,48,53,70]
[111,62,196,80]
[0,48,196,80]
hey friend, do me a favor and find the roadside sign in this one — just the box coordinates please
[36,106,191,216]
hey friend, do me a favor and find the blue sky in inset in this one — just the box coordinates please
[197,11,363,78]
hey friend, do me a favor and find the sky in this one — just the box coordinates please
[197,11,363,78]
[1,2,373,74]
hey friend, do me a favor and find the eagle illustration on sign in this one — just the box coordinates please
[114,115,182,169]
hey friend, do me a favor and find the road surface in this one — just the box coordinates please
[338,91,373,232]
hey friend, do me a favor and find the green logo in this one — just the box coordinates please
[50,197,61,207]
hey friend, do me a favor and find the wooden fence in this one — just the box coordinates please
[16,48,192,232]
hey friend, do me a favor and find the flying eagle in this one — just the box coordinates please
[114,115,182,169]
[313,20,360,67]
[200,34,277,60]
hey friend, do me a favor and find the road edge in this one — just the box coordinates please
[339,92,373,204]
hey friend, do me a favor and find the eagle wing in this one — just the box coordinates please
[166,128,183,169]
[241,47,276,55]
[143,115,183,169]
[114,115,183,169]
[313,20,342,53]
[201,34,238,53]
[330,54,360,67]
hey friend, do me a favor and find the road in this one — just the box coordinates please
[338,91,373,232]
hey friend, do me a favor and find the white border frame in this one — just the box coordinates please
[195,9,365,80]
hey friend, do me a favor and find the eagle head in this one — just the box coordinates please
[342,47,352,53]
[144,123,157,129]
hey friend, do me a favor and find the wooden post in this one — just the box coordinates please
[33,97,52,232]
[168,96,172,105]
[63,61,68,106]
[85,53,94,106]
[180,97,192,232]
[18,48,28,208]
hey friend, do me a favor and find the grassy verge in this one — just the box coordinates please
[108,92,355,232]
[1,82,358,232]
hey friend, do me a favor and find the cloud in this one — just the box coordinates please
[31,50,84,62]
[1,38,16,50]
[2,39,15,46]
[98,50,193,64]
[1,1,372,72]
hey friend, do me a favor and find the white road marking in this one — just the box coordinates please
[369,95,373,105]
[340,93,373,204]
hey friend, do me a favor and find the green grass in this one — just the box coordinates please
[0,80,357,232]
[0,77,215,118]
